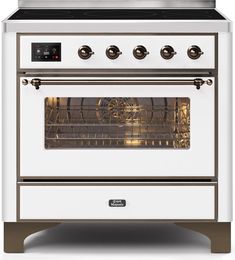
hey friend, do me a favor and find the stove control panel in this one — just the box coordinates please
[31,43,61,62]
[21,35,216,69]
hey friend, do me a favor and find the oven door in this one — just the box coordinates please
[20,76,215,178]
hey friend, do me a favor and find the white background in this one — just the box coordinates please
[0,0,234,258]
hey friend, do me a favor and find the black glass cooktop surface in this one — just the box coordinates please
[9,9,225,20]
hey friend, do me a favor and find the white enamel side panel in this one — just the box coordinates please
[20,35,215,69]
[20,77,215,177]
[217,32,233,221]
[20,185,215,220]
[2,33,17,221]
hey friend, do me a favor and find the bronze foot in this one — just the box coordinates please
[176,222,231,253]
[4,222,59,253]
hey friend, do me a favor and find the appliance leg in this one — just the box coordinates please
[176,222,231,253]
[4,222,59,253]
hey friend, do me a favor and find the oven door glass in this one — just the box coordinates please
[45,97,190,149]
[20,77,214,178]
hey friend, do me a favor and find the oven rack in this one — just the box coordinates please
[45,125,190,149]
[46,104,186,111]
[45,105,190,124]
[45,137,190,149]
[45,131,190,139]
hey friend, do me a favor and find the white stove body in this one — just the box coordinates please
[2,17,232,225]
[19,34,215,178]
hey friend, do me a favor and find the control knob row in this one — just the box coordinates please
[78,45,204,60]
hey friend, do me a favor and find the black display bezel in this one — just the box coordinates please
[32,42,61,62]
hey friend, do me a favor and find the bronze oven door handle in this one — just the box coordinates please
[22,78,213,90]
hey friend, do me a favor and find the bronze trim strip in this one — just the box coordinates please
[19,69,216,75]
[19,176,217,181]
[16,35,21,220]
[18,33,218,36]
[17,219,218,223]
[18,183,217,186]
[214,33,219,181]
[17,184,20,222]
[215,182,218,220]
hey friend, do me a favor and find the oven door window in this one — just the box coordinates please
[45,97,190,149]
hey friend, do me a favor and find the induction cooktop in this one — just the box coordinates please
[9,9,225,20]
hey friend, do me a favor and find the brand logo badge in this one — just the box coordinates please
[109,199,126,207]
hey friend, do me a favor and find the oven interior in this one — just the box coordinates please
[45,97,190,149]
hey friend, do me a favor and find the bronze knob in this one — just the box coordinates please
[106,45,122,59]
[160,45,177,60]
[133,45,149,60]
[187,45,204,60]
[78,45,94,60]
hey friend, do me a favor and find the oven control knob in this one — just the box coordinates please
[160,45,177,60]
[133,45,149,60]
[78,45,94,60]
[187,45,204,60]
[106,45,122,59]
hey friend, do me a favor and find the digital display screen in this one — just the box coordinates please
[32,43,61,62]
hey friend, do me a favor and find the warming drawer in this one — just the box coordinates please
[19,184,216,221]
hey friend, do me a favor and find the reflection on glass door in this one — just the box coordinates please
[45,97,190,149]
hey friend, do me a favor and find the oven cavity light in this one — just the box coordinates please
[125,139,142,146]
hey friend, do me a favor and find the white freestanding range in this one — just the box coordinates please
[2,0,232,253]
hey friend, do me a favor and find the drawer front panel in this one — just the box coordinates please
[19,185,216,220]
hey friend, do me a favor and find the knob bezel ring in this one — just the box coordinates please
[160,45,176,60]
[187,45,204,60]
[133,45,149,60]
[106,45,122,60]
[78,45,94,60]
